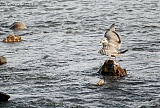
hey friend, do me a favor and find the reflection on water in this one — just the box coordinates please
[0,0,160,108]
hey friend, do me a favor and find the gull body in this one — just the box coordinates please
[99,38,120,60]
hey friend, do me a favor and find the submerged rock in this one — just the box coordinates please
[0,56,7,65]
[0,92,10,102]
[2,35,22,43]
[10,22,27,30]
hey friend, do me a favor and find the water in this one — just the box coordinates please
[0,0,160,108]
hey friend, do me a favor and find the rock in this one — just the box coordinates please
[96,60,127,86]
[95,79,105,86]
[0,92,10,102]
[0,56,7,65]
[10,22,27,30]
[2,35,22,43]
[100,60,127,77]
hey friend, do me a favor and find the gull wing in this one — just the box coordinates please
[108,23,115,31]
[104,23,121,49]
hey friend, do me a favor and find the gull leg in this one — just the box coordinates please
[108,56,111,60]
[108,51,111,60]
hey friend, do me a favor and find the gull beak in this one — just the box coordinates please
[100,39,103,43]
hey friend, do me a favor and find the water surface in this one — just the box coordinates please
[0,0,160,108]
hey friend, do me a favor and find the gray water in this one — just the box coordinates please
[0,0,160,108]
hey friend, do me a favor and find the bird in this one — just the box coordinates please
[104,23,121,49]
[99,37,128,61]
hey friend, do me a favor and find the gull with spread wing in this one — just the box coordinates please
[99,23,128,61]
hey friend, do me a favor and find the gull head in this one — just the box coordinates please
[100,38,108,44]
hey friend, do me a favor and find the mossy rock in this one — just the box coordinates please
[100,60,127,77]
[2,35,22,43]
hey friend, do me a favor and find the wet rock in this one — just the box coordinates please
[0,92,10,102]
[2,35,22,43]
[96,60,127,86]
[10,22,27,30]
[95,79,105,86]
[0,56,7,65]
[100,60,127,77]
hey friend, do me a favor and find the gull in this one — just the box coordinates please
[104,23,121,49]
